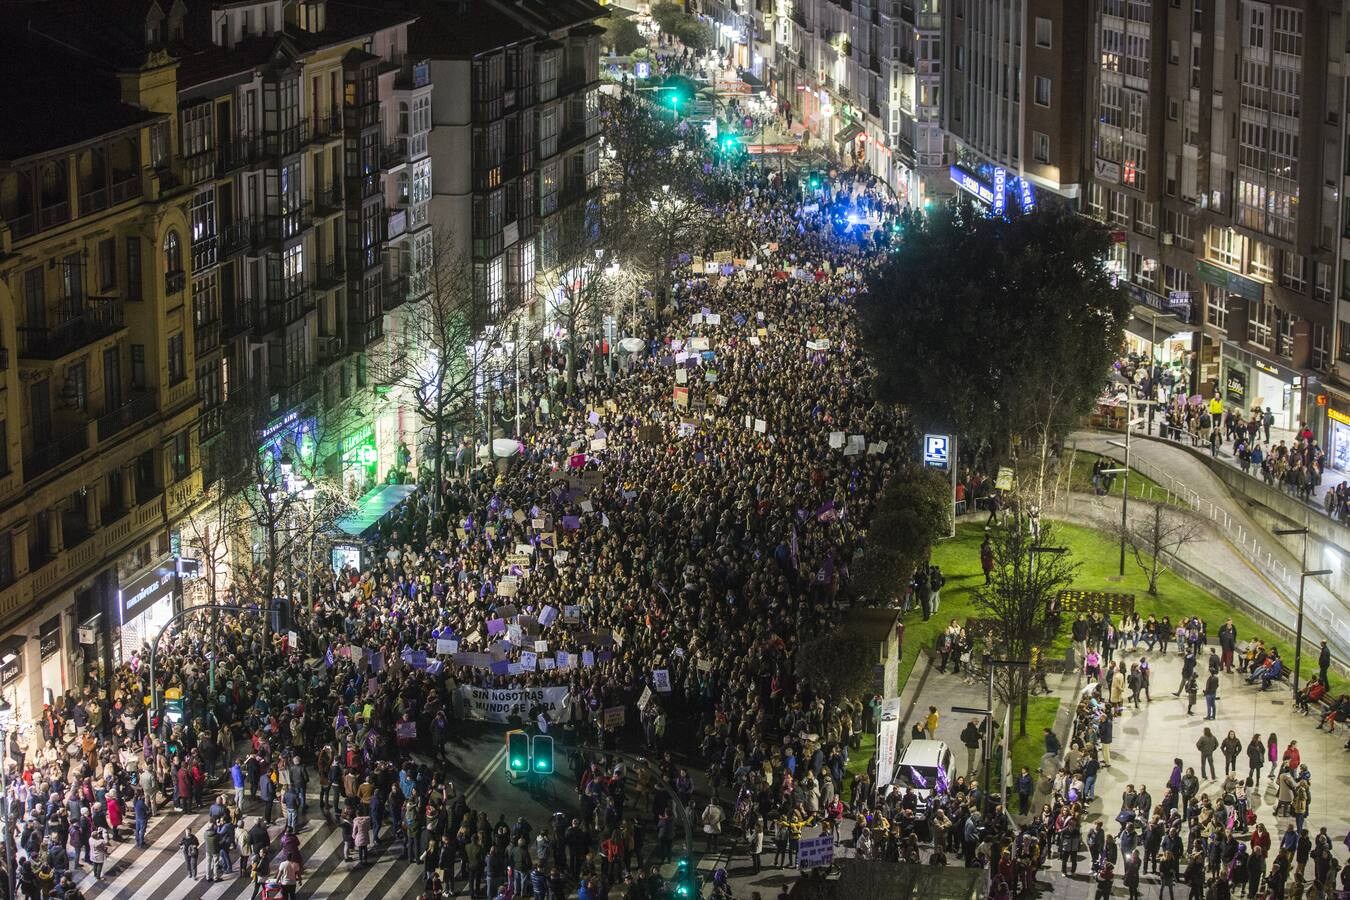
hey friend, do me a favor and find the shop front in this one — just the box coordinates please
[1220,342,1305,430]
[338,420,380,499]
[1121,290,1195,391]
[117,557,180,664]
[1326,406,1350,476]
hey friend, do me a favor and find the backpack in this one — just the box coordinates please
[1307,682,1327,702]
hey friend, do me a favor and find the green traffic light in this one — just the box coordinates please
[507,730,530,773]
[531,734,554,774]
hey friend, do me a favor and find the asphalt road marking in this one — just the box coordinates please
[466,742,508,799]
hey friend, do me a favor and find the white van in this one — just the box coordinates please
[891,739,953,811]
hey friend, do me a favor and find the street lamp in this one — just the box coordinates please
[1273,526,1332,695]
[1104,397,1154,576]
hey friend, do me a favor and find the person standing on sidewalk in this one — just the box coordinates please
[1219,619,1238,673]
[1203,671,1220,720]
[1247,734,1266,783]
[1318,641,1332,688]
[1196,728,1219,780]
[960,720,983,777]
[924,706,940,740]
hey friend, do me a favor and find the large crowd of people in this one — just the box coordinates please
[0,107,917,900]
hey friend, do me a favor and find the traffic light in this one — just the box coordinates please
[719,133,741,154]
[807,172,822,190]
[506,730,530,773]
[531,734,554,774]
[673,857,696,898]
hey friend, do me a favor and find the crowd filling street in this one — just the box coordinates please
[0,80,912,900]
[4,42,1350,900]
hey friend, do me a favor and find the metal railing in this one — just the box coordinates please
[96,391,157,441]
[24,428,88,481]
[17,297,124,359]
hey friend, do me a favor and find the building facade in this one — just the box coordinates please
[0,0,436,725]
[763,0,947,204]
[1081,0,1348,472]
[942,0,1088,210]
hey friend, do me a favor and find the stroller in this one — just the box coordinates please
[261,882,287,900]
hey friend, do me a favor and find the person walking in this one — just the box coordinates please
[179,827,200,880]
[89,827,109,881]
[701,799,724,852]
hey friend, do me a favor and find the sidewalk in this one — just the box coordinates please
[1066,430,1350,663]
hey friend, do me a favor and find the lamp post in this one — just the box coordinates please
[1105,397,1154,576]
[1273,526,1331,695]
[1147,312,1180,432]
[956,656,1029,802]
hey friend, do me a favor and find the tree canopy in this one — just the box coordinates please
[859,203,1129,463]
[851,465,952,603]
[602,15,645,56]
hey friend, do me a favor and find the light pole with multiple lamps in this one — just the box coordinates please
[1272,526,1333,695]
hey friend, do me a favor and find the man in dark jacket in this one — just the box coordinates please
[1218,619,1238,673]
[960,720,983,777]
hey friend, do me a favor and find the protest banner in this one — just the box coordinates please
[457,685,571,724]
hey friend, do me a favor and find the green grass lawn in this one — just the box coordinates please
[1009,696,1061,778]
[846,731,876,780]
[1062,450,1175,504]
[857,515,1340,783]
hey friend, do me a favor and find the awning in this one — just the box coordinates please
[0,635,25,662]
[834,121,864,144]
[743,70,766,93]
[335,484,418,539]
[1124,304,1190,343]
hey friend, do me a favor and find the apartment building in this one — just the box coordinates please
[942,0,1089,209]
[1081,0,1349,473]
[0,0,434,718]
[409,0,604,337]
[766,0,947,204]
[0,33,203,721]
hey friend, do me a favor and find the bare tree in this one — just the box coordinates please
[1117,502,1205,595]
[973,503,1079,735]
[367,229,501,530]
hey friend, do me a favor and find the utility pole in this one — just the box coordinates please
[1273,526,1332,696]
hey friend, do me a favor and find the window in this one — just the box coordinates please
[180,102,213,157]
[1248,240,1274,281]
[167,333,185,385]
[1110,190,1130,226]
[163,230,182,275]
[1315,262,1332,303]
[1279,251,1306,292]
[65,361,87,410]
[1034,76,1051,107]
[0,420,8,476]
[1247,298,1274,348]
[1168,98,1179,120]
[1034,17,1051,47]
[1169,40,1180,64]
[1032,131,1050,163]
[149,121,169,169]
[0,532,13,588]
[1312,323,1330,370]
[1207,226,1242,267]
[1134,199,1156,237]
[171,431,191,481]
[126,237,142,300]
[1087,182,1106,220]
[99,238,116,292]
[1205,287,1228,331]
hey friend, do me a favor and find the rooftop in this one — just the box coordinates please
[0,33,163,163]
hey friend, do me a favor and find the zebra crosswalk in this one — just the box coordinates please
[65,797,428,900]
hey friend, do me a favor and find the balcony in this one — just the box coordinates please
[258,281,314,333]
[194,318,222,357]
[314,183,343,216]
[346,171,381,200]
[279,371,321,410]
[383,274,408,312]
[109,176,140,206]
[387,208,407,239]
[344,100,379,131]
[217,138,258,174]
[218,218,258,258]
[96,391,157,442]
[381,142,408,170]
[316,334,345,362]
[182,150,216,185]
[262,204,313,243]
[315,258,345,290]
[38,201,70,231]
[312,111,343,143]
[260,119,310,158]
[78,186,108,216]
[191,234,217,272]
[24,428,88,482]
[17,297,124,360]
[165,270,186,295]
